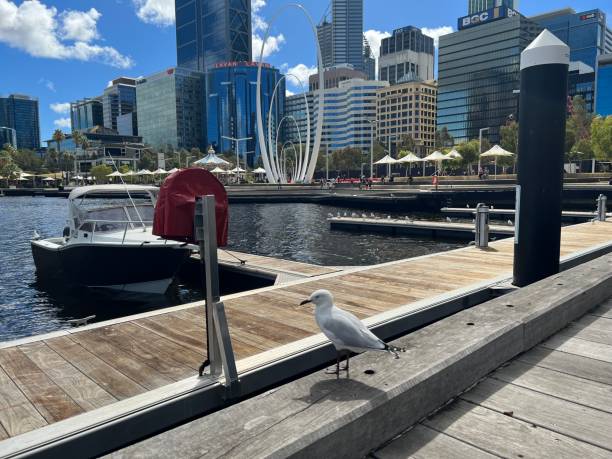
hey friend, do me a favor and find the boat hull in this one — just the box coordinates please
[31,240,191,294]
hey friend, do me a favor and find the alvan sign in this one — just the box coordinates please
[458,6,520,30]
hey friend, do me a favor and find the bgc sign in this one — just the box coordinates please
[458,6,519,30]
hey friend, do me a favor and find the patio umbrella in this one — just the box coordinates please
[136,169,153,175]
[423,151,452,175]
[107,171,124,177]
[252,167,267,174]
[445,149,462,160]
[211,166,225,174]
[480,144,515,178]
[152,168,169,175]
[230,167,246,173]
[397,151,423,177]
[374,154,398,178]
[42,177,56,182]
[193,147,231,167]
[168,168,179,174]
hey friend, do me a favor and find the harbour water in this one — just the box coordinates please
[0,197,462,341]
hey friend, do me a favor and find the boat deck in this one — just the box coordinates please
[376,297,612,458]
[0,220,610,451]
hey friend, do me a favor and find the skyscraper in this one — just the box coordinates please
[596,54,612,116]
[0,94,40,150]
[332,0,363,72]
[102,77,138,135]
[379,26,435,85]
[175,0,251,72]
[70,98,104,132]
[468,0,516,15]
[317,19,333,69]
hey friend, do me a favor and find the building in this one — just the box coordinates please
[530,8,611,70]
[102,77,138,135]
[308,65,367,91]
[379,26,435,85]
[175,0,251,72]
[568,61,596,112]
[70,98,103,132]
[0,126,17,148]
[44,126,142,153]
[285,79,388,153]
[376,80,438,156]
[437,7,541,143]
[206,61,284,167]
[136,67,205,151]
[317,19,334,69]
[332,0,364,72]
[0,94,40,150]
[362,36,376,81]
[596,54,612,116]
[468,0,516,15]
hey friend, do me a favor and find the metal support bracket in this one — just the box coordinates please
[596,194,607,222]
[475,203,490,249]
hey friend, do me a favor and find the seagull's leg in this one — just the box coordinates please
[325,350,341,377]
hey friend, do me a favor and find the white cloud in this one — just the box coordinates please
[53,117,71,129]
[364,29,391,59]
[252,33,285,60]
[133,0,174,26]
[422,26,454,48]
[286,89,295,97]
[0,0,133,68]
[281,63,317,89]
[251,0,267,32]
[50,102,70,114]
[38,77,56,92]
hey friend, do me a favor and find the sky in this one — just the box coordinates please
[0,0,609,143]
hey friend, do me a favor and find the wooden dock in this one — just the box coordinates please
[328,215,515,238]
[375,297,612,458]
[0,220,610,456]
[441,206,612,220]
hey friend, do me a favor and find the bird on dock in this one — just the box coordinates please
[466,204,470,208]
[351,212,358,217]
[362,213,367,218]
[300,290,406,377]
[343,212,347,217]
[328,213,334,218]
[446,217,452,223]
[387,215,392,219]
[370,213,375,218]
[337,212,341,217]
[507,220,514,226]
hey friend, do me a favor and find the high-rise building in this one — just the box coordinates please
[0,94,40,150]
[70,98,104,132]
[175,0,251,72]
[376,81,438,156]
[136,67,206,150]
[568,62,596,113]
[332,0,364,72]
[0,127,17,148]
[530,8,611,70]
[206,61,284,167]
[468,0,516,15]
[379,26,435,85]
[596,54,612,116]
[308,65,367,91]
[102,77,137,135]
[317,19,334,69]
[363,35,376,81]
[438,8,541,143]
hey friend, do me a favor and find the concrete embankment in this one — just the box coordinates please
[109,253,611,459]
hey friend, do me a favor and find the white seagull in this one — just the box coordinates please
[300,290,406,377]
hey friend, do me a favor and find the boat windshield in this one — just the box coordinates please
[72,199,155,233]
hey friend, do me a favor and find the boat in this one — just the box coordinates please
[31,184,192,294]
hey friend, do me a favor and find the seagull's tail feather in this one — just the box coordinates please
[384,343,407,359]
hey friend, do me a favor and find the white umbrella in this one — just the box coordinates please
[480,145,515,178]
[445,149,462,159]
[168,168,180,174]
[211,166,225,173]
[252,167,267,174]
[73,175,83,180]
[397,152,423,177]
[375,154,398,178]
[423,151,452,175]
[136,169,153,175]
[123,170,135,176]
[42,177,56,182]
[107,171,124,177]
[152,168,168,175]
[193,147,231,167]
[230,167,246,173]
[19,172,33,178]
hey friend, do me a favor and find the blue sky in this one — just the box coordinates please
[0,0,609,143]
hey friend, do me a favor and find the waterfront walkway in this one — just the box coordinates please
[374,297,612,458]
[0,219,610,456]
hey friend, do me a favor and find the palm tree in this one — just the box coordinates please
[52,129,66,174]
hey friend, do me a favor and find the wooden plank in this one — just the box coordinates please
[0,347,83,424]
[491,360,612,413]
[541,335,612,364]
[424,400,611,458]
[518,347,612,386]
[589,304,612,319]
[376,424,497,459]
[18,342,117,412]
[45,336,145,400]
[134,314,208,354]
[0,365,47,437]
[69,331,174,389]
[0,422,7,441]
[461,377,612,451]
[557,322,612,346]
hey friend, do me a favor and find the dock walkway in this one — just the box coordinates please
[375,297,612,458]
[0,220,610,456]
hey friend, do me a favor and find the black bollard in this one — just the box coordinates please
[513,30,570,287]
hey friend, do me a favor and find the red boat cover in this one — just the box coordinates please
[153,168,228,246]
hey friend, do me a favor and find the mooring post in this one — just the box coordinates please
[195,196,239,394]
[513,31,570,287]
[596,194,607,222]
[475,203,489,249]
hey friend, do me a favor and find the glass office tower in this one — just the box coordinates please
[468,0,516,15]
[136,68,205,150]
[0,94,40,150]
[332,0,364,72]
[70,98,104,132]
[102,78,138,135]
[438,11,541,143]
[206,62,284,167]
[176,0,251,72]
[596,54,612,116]
[379,26,435,84]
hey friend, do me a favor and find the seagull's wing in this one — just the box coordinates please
[322,307,385,351]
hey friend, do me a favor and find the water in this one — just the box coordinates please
[0,197,462,341]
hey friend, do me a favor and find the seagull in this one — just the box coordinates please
[32,230,41,240]
[370,213,375,218]
[351,212,357,218]
[466,204,470,208]
[328,213,334,218]
[507,220,514,226]
[362,213,367,218]
[446,217,452,223]
[387,215,392,219]
[300,290,406,377]
[343,212,347,217]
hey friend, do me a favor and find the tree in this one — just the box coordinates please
[399,134,416,152]
[0,149,20,184]
[72,130,85,152]
[52,129,65,153]
[500,121,518,154]
[90,164,112,183]
[330,148,362,177]
[435,127,454,149]
[11,149,44,173]
[138,150,155,170]
[591,116,612,160]
[456,139,480,174]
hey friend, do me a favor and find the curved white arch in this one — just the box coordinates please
[274,115,303,183]
[280,141,297,181]
[256,3,324,184]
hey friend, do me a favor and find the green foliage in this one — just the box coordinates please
[8,149,44,173]
[435,127,454,148]
[330,148,364,175]
[137,150,155,170]
[500,121,518,154]
[399,134,416,152]
[90,164,112,183]
[52,129,66,153]
[456,139,480,168]
[565,95,594,155]
[118,164,131,174]
[0,149,20,181]
[591,116,612,160]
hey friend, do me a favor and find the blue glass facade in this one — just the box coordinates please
[0,94,40,150]
[206,62,284,167]
[468,0,515,15]
[176,0,251,72]
[70,98,104,131]
[102,78,137,134]
[596,55,612,116]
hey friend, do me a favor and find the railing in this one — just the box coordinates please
[77,219,156,244]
